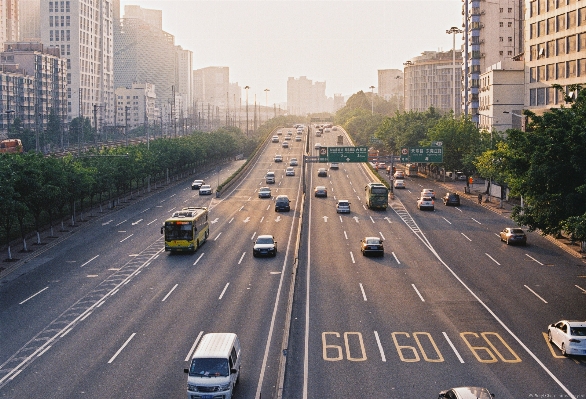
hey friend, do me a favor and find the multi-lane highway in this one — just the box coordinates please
[283,127,586,398]
[1,125,585,398]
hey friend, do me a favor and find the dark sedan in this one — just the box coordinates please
[442,192,461,206]
[360,237,384,257]
[317,168,328,177]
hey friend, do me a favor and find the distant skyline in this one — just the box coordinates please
[119,0,463,104]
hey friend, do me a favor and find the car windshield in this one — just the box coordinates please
[338,201,348,206]
[256,237,274,244]
[201,185,210,189]
[188,358,229,377]
[510,229,525,234]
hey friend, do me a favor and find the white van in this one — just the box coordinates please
[184,333,241,399]
[265,171,276,184]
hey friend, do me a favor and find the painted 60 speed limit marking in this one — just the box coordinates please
[322,331,521,363]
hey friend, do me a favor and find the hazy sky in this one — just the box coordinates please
[119,0,462,104]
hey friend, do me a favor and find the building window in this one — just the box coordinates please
[548,0,556,12]
[531,23,537,39]
[508,37,513,42]
[530,88,537,106]
[547,63,555,80]
[508,8,513,13]
[508,22,512,27]
[580,8,586,26]
[50,31,54,41]
[538,66,546,81]
[579,59,586,76]
[500,37,504,42]
[508,51,513,56]
[568,35,577,53]
[66,1,70,12]
[500,22,504,27]
[557,14,566,31]
[500,7,505,13]
[500,50,504,56]
[530,67,537,83]
[569,10,577,29]
[537,88,546,105]
[49,2,53,12]
[557,62,565,78]
[60,1,64,12]
[548,17,555,34]
[50,16,54,27]
[568,60,577,78]
[557,37,566,54]
[547,40,555,57]
[547,87,556,105]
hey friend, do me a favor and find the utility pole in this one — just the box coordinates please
[125,106,130,146]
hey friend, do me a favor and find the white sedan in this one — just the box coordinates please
[548,320,586,356]
[285,167,295,176]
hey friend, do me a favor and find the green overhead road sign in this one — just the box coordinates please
[327,146,368,162]
[401,146,444,163]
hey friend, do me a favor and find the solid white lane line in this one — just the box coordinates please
[238,252,246,264]
[80,255,99,267]
[359,283,367,301]
[525,254,544,265]
[392,252,400,264]
[193,253,204,266]
[524,285,548,303]
[443,332,465,363]
[19,287,48,305]
[412,284,425,302]
[485,253,501,265]
[374,331,386,362]
[214,232,222,241]
[185,331,204,361]
[162,284,178,301]
[218,283,230,300]
[461,233,472,241]
[108,333,136,363]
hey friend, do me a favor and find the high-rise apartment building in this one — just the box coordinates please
[287,76,329,115]
[115,82,156,130]
[19,0,40,41]
[175,45,193,113]
[378,69,404,101]
[193,66,230,121]
[1,0,19,48]
[462,0,523,122]
[114,5,181,120]
[0,42,67,137]
[403,51,463,115]
[40,0,115,127]
[525,0,586,113]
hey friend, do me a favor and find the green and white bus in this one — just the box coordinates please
[161,207,209,252]
[365,182,389,210]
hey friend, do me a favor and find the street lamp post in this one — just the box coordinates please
[369,86,375,115]
[244,86,250,136]
[264,88,270,124]
[446,27,463,118]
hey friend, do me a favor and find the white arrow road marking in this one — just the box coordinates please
[211,218,219,224]
[275,216,281,222]
[353,216,359,223]
[323,216,328,222]
[243,217,250,223]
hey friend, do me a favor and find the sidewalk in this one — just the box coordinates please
[430,175,585,261]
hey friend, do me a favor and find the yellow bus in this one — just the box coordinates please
[161,207,209,252]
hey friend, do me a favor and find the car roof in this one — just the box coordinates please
[276,194,289,199]
[193,179,203,182]
[257,234,274,239]
[449,387,493,399]
[559,320,586,327]
[337,199,349,203]
[260,187,271,190]
[315,185,326,189]
[364,236,381,241]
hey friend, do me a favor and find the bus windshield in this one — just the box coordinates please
[370,187,388,195]
[164,222,193,240]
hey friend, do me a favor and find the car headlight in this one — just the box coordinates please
[219,382,231,391]
[187,383,198,392]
